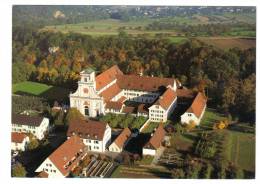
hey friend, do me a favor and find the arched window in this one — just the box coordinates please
[84,106,89,116]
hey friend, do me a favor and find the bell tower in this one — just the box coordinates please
[78,67,96,96]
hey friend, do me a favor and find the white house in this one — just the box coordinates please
[109,127,131,153]
[70,65,181,122]
[181,92,207,126]
[11,132,30,151]
[12,114,49,140]
[35,135,87,178]
[149,87,177,122]
[143,123,166,156]
[67,119,111,152]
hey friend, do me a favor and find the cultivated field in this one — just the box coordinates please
[198,37,256,50]
[41,18,178,37]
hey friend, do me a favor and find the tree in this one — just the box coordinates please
[27,134,39,150]
[171,168,185,179]
[202,163,213,179]
[64,108,85,126]
[12,163,27,177]
[128,60,142,74]
[53,110,65,126]
[228,165,244,179]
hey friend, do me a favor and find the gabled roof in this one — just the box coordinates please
[186,92,207,118]
[11,132,28,143]
[113,128,131,149]
[122,106,136,114]
[12,114,44,127]
[67,119,108,141]
[176,88,194,98]
[144,123,165,150]
[35,171,49,178]
[105,101,123,110]
[137,104,149,114]
[96,65,123,91]
[154,88,177,110]
[116,74,176,92]
[99,83,122,101]
[48,135,86,177]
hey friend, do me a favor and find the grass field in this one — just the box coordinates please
[200,108,225,130]
[141,121,160,133]
[168,36,188,44]
[13,81,70,101]
[198,37,256,50]
[228,130,255,172]
[42,18,176,36]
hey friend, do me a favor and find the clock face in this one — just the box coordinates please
[83,88,88,94]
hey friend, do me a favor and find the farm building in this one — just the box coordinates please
[181,92,207,125]
[143,123,166,156]
[109,128,131,153]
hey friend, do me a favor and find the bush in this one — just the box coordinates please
[12,163,26,177]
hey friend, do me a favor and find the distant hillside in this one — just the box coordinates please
[13,6,256,28]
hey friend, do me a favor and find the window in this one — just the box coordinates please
[94,140,99,144]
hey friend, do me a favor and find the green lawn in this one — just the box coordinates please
[12,81,70,101]
[137,156,154,165]
[228,130,255,172]
[142,121,159,133]
[168,36,188,44]
[200,108,225,130]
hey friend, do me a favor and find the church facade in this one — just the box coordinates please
[70,65,181,122]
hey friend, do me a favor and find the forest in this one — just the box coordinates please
[12,25,255,123]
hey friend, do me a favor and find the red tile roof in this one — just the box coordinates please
[99,83,122,101]
[48,135,86,177]
[177,88,194,98]
[35,171,49,178]
[116,74,176,92]
[105,101,123,110]
[122,106,136,114]
[187,92,207,118]
[154,88,177,110]
[11,132,28,143]
[144,123,165,150]
[117,96,127,103]
[67,119,107,141]
[96,65,123,91]
[12,113,44,127]
[113,128,131,149]
[137,104,149,114]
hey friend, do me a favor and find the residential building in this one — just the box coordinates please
[67,119,111,152]
[181,92,207,125]
[143,123,165,156]
[35,135,87,178]
[12,114,49,140]
[11,132,30,151]
[109,128,131,153]
[70,65,181,122]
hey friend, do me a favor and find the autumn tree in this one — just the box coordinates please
[65,108,85,126]
[12,163,27,177]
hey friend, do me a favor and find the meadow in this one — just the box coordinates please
[12,81,70,101]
